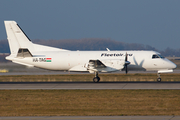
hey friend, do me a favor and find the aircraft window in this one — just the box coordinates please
[158,54,164,58]
[152,54,160,59]
[152,54,165,59]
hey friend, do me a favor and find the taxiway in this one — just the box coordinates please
[0,81,180,90]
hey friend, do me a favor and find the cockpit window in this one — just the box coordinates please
[158,54,164,58]
[152,54,159,59]
[152,54,164,59]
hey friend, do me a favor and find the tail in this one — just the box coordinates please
[4,21,68,60]
[4,21,34,56]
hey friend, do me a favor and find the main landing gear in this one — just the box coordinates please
[93,72,100,83]
[157,73,161,82]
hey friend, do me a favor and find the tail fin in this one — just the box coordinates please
[4,21,34,55]
[4,21,68,60]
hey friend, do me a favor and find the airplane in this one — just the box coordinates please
[4,21,177,82]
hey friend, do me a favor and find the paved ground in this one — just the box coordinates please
[0,116,180,120]
[0,81,180,90]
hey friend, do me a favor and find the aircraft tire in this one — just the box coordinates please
[157,78,161,82]
[93,77,100,83]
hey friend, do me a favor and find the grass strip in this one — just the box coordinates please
[0,90,180,116]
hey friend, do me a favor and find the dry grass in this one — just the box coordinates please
[0,73,179,82]
[0,90,180,116]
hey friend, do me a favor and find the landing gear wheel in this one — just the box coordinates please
[157,78,161,82]
[93,72,100,83]
[93,77,100,83]
[157,73,161,82]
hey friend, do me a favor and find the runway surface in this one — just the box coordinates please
[0,81,180,90]
[0,116,180,120]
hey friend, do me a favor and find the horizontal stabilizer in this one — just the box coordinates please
[17,48,32,58]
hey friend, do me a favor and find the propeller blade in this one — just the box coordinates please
[125,52,128,61]
[125,52,130,74]
[125,65,128,74]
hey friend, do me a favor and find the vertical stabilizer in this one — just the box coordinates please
[4,21,34,55]
[4,21,68,58]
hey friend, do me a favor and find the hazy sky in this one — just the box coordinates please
[0,0,180,50]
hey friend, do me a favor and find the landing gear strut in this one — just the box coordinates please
[93,72,100,83]
[157,73,161,82]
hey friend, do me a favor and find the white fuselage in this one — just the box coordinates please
[4,21,177,75]
[11,50,176,73]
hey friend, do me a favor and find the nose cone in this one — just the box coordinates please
[164,58,177,69]
[167,59,177,69]
[171,62,177,69]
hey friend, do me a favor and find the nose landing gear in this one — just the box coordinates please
[157,73,161,82]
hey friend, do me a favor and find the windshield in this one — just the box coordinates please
[158,54,164,58]
[152,54,164,59]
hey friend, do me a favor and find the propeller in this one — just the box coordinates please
[124,52,130,74]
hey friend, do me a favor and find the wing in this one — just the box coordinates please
[69,59,106,72]
[88,60,106,68]
[69,59,125,73]
[87,59,125,73]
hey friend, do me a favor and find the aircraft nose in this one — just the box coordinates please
[171,62,177,69]
[165,59,177,69]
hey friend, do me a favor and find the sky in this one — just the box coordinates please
[0,0,180,50]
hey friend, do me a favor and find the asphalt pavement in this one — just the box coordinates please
[0,81,180,90]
